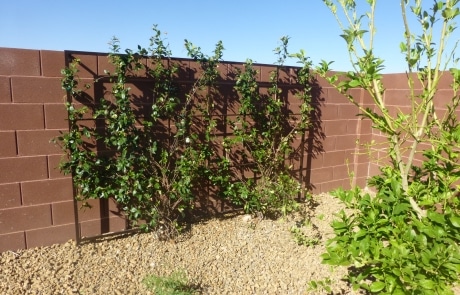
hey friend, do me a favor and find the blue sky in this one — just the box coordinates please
[1,1,458,73]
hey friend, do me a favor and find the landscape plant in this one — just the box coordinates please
[219,36,315,216]
[58,26,227,234]
[58,26,314,235]
[316,0,460,293]
[142,270,197,295]
[290,218,321,247]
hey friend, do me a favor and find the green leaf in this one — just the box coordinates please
[419,279,435,290]
[392,288,406,295]
[308,280,317,289]
[427,211,445,225]
[399,42,407,53]
[449,215,460,228]
[348,79,361,88]
[354,229,368,239]
[369,281,386,293]
[416,234,428,248]
[393,203,411,215]
[443,262,460,272]
[443,7,460,20]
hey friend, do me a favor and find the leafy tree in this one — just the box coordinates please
[316,0,460,293]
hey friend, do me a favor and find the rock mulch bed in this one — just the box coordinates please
[1,193,458,294]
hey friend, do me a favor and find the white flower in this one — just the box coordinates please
[185,137,190,144]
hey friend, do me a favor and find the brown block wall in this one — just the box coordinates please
[0,48,129,253]
[0,47,376,252]
[0,48,73,252]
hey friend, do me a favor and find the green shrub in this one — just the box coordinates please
[57,26,314,235]
[221,37,314,216]
[58,26,224,233]
[326,176,460,294]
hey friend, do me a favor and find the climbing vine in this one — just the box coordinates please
[58,26,314,235]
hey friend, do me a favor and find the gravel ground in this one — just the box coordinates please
[0,193,458,295]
